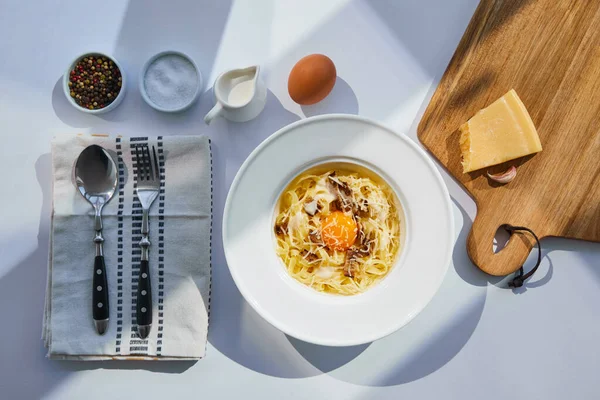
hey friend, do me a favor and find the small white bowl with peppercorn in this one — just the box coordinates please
[63,52,126,114]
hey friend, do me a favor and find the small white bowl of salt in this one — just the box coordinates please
[140,50,203,112]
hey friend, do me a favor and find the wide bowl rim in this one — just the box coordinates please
[222,114,454,346]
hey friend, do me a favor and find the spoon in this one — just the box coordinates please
[74,145,118,334]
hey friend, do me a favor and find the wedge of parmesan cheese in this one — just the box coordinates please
[459,89,542,173]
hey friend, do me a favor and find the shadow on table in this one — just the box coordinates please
[0,154,70,398]
[366,0,532,77]
[301,77,359,117]
[508,237,600,295]
[555,237,600,283]
[56,359,195,373]
[287,337,371,372]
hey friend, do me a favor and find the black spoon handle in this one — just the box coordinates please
[136,260,152,334]
[93,256,109,330]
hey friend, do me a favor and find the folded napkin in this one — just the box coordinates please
[43,134,212,360]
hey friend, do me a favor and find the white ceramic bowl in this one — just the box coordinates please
[63,52,126,114]
[223,115,454,346]
[139,50,203,113]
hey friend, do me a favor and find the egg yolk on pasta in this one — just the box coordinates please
[321,211,358,251]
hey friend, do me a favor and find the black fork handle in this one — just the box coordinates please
[136,260,152,337]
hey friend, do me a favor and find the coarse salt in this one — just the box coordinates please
[143,54,198,110]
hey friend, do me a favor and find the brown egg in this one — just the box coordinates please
[288,54,337,105]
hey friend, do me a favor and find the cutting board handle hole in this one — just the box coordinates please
[493,225,511,254]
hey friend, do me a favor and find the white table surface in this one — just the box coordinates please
[1,0,599,398]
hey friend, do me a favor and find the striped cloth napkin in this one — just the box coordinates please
[43,134,212,360]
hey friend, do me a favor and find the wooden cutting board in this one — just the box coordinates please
[418,0,600,276]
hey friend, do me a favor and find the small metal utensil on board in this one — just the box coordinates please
[134,145,160,339]
[74,145,118,334]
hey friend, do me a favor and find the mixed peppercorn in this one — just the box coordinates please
[68,55,122,110]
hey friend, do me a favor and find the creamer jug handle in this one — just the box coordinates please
[204,103,223,125]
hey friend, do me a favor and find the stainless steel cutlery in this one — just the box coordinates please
[74,145,118,335]
[74,143,162,338]
[134,145,161,339]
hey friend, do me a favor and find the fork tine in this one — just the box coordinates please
[152,146,159,182]
[144,145,151,181]
[145,145,153,181]
[142,145,148,181]
[135,145,144,181]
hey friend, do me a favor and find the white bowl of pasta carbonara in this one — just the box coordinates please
[223,115,453,346]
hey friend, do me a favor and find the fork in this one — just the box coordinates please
[134,145,160,339]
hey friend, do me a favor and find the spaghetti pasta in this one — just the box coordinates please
[274,169,401,295]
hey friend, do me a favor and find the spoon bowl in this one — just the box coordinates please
[75,145,118,213]
[74,144,118,334]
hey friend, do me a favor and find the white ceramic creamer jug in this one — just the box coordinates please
[204,65,267,124]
